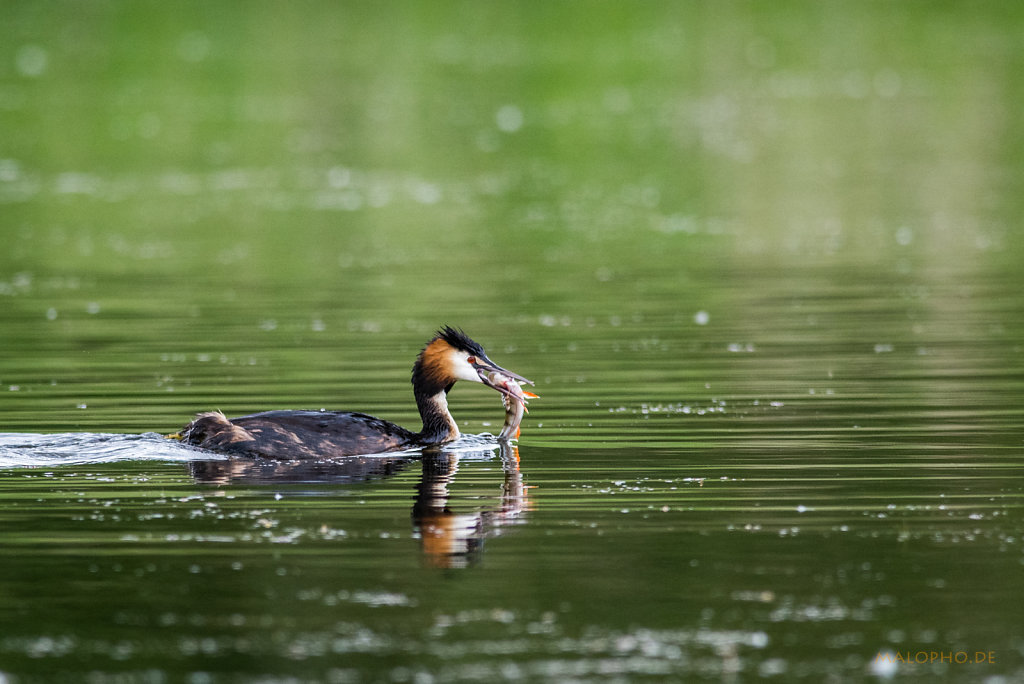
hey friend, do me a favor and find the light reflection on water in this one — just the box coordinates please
[2,413,1022,681]
[2,262,1023,681]
[2,256,1023,679]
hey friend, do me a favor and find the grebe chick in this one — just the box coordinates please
[177,326,533,460]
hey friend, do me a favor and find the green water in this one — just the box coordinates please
[3,2,1024,682]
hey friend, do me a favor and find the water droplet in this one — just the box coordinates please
[895,226,913,246]
[496,105,523,133]
[177,32,211,62]
[16,45,48,77]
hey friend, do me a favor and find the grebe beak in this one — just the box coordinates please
[470,355,534,395]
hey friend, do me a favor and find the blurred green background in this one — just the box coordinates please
[3,1,1024,433]
[5,1,1021,279]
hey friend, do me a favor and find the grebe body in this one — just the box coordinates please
[178,327,532,460]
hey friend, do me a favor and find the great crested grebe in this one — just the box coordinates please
[176,326,533,460]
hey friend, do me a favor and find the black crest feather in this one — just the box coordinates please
[437,325,485,356]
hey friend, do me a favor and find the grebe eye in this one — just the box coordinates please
[466,356,476,364]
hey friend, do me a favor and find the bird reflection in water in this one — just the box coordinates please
[413,443,528,568]
[188,442,530,568]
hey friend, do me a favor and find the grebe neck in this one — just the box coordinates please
[414,388,460,445]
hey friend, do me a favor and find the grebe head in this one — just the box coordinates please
[413,326,533,398]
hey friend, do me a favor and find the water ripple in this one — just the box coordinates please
[0,431,507,468]
[0,432,215,467]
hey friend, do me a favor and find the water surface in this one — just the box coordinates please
[2,2,1024,682]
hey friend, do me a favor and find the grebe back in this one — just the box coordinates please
[177,326,532,460]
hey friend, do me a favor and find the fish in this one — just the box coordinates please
[488,371,539,440]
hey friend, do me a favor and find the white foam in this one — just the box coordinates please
[0,432,218,468]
